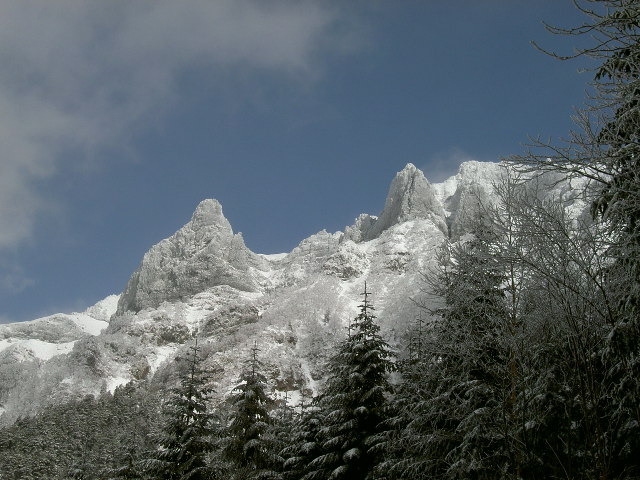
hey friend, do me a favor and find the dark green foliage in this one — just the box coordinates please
[381,229,519,480]
[0,382,160,479]
[221,342,280,479]
[304,285,394,480]
[435,237,513,478]
[265,394,299,479]
[280,396,323,480]
[142,339,217,480]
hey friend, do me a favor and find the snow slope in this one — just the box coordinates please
[0,296,117,361]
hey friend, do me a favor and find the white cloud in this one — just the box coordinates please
[0,0,359,250]
[421,147,486,183]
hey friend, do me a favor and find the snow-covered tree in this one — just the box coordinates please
[279,394,323,480]
[221,342,279,479]
[381,216,530,479]
[439,232,516,477]
[142,339,216,480]
[510,3,640,475]
[304,284,394,480]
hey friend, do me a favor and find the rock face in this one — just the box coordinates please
[116,199,267,315]
[362,163,448,240]
[0,299,114,420]
[1,161,591,425]
[434,161,505,239]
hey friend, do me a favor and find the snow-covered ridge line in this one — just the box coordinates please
[0,160,589,425]
[0,295,119,360]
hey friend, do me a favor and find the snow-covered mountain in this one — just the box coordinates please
[0,161,580,424]
[0,295,116,363]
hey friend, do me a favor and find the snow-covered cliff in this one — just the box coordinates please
[116,198,268,315]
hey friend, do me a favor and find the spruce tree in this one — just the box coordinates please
[221,342,278,479]
[382,227,519,480]
[305,284,393,480]
[280,392,323,480]
[142,338,216,480]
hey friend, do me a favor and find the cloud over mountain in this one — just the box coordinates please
[0,0,360,251]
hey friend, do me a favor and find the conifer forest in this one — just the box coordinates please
[1,1,639,479]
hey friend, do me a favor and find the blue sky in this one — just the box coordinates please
[0,1,593,323]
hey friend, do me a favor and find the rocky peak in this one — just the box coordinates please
[190,199,229,230]
[434,161,505,239]
[115,199,264,315]
[362,163,447,240]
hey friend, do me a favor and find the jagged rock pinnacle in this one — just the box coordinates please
[115,199,262,314]
[363,164,447,240]
[190,199,226,228]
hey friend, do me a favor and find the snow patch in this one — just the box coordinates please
[21,339,75,361]
[106,376,130,393]
[0,339,12,354]
[69,313,109,336]
[150,345,178,372]
[259,252,288,261]
[82,294,120,322]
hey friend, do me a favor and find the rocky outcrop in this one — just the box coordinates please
[361,163,448,240]
[116,164,507,319]
[433,161,505,238]
[116,199,267,314]
[342,214,377,243]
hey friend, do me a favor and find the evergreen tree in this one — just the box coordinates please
[280,392,323,480]
[221,342,279,479]
[142,339,216,480]
[263,392,298,479]
[436,229,516,479]
[375,314,435,479]
[304,284,393,480]
[0,382,161,480]
[382,225,521,480]
[107,383,162,479]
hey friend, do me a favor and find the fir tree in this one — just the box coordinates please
[305,284,393,480]
[142,338,216,480]
[382,227,520,480]
[221,342,279,479]
[440,231,516,477]
[263,391,298,479]
[280,391,323,480]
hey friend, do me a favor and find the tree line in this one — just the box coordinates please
[1,1,638,478]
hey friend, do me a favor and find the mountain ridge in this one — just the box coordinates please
[0,160,578,424]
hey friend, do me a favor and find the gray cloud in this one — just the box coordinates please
[0,262,34,295]
[0,0,359,251]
